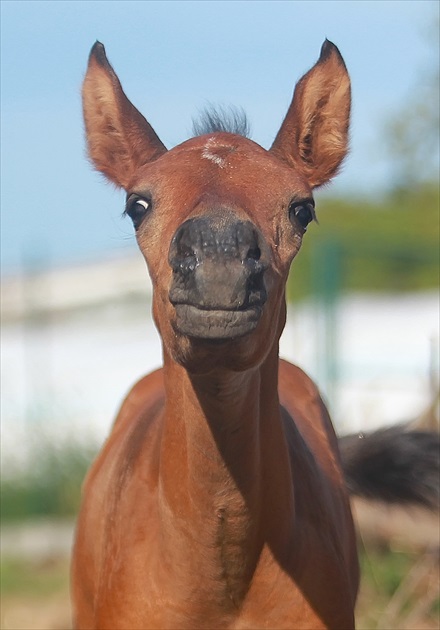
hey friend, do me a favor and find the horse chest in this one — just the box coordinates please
[92,505,354,630]
[94,556,352,630]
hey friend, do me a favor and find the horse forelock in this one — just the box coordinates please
[192,105,251,139]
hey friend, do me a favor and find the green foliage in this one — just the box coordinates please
[360,546,415,598]
[356,545,440,629]
[1,557,69,597]
[1,437,97,522]
[287,184,439,302]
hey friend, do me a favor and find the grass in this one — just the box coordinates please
[356,545,440,629]
[0,556,72,630]
[1,435,97,522]
[1,557,69,598]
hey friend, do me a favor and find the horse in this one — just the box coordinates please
[71,41,438,629]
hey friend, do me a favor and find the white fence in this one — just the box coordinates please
[1,255,438,471]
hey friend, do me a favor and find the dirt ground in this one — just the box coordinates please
[1,592,72,630]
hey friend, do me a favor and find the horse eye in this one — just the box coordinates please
[289,200,315,231]
[125,196,151,230]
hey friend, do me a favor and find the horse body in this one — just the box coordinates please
[73,359,357,629]
[72,40,359,628]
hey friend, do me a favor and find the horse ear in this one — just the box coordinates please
[82,42,167,189]
[270,40,351,188]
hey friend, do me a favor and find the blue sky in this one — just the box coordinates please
[1,0,438,273]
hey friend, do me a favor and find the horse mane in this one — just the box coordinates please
[192,105,251,138]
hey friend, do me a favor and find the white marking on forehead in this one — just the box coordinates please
[201,137,232,169]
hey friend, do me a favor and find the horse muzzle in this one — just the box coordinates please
[168,213,269,340]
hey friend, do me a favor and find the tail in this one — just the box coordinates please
[339,425,440,510]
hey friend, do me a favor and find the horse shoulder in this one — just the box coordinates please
[278,359,359,604]
[80,368,165,489]
[72,369,165,625]
[278,358,341,467]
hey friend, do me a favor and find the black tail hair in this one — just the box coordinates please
[339,425,440,510]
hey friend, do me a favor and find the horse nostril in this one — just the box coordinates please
[171,254,197,276]
[246,246,261,261]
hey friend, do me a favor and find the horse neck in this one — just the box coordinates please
[156,342,295,601]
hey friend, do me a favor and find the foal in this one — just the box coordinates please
[72,40,358,629]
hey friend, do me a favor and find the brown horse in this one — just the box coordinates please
[72,39,358,629]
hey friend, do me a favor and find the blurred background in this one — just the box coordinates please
[1,1,439,628]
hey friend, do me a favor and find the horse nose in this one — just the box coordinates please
[168,214,268,311]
